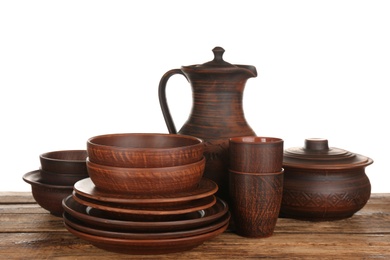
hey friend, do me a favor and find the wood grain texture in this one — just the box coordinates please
[1,192,389,259]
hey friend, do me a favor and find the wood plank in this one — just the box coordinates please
[0,191,36,204]
[1,193,389,259]
[0,232,389,259]
[2,211,390,235]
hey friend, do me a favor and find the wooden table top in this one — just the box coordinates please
[1,192,389,259]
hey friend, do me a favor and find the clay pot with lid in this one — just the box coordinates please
[281,138,373,221]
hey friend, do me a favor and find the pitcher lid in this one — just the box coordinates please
[283,138,373,169]
[182,47,257,76]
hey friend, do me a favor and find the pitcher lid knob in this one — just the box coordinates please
[212,47,225,62]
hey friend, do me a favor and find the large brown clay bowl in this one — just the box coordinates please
[39,150,88,174]
[87,157,206,195]
[87,133,204,168]
[22,170,73,217]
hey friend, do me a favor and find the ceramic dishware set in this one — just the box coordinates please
[62,133,229,254]
[23,47,374,254]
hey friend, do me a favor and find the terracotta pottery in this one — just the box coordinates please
[86,157,205,195]
[229,169,284,238]
[62,195,229,232]
[73,177,218,207]
[63,211,230,240]
[39,150,88,174]
[87,133,204,168]
[63,221,229,255]
[159,46,257,202]
[40,169,88,186]
[22,170,73,217]
[229,136,284,173]
[281,138,373,221]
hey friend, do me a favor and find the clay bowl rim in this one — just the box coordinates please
[228,168,284,176]
[23,170,74,189]
[87,133,203,152]
[229,136,284,145]
[39,149,88,174]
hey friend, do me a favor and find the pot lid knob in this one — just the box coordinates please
[304,138,329,151]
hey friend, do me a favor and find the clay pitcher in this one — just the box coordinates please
[158,47,257,202]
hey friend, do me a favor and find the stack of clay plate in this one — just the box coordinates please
[61,133,230,254]
[62,178,229,254]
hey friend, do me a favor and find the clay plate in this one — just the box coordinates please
[63,211,230,240]
[62,195,229,232]
[72,191,216,214]
[64,221,229,254]
[73,177,218,206]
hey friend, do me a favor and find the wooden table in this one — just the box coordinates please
[1,192,389,259]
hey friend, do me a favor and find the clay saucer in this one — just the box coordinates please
[73,177,218,207]
[63,211,230,240]
[64,220,229,255]
[62,195,229,232]
[72,191,217,221]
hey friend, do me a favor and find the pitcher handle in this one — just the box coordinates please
[158,69,188,134]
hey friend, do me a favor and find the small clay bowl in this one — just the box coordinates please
[39,150,88,174]
[87,133,204,168]
[22,170,73,217]
[87,157,206,195]
[40,169,88,186]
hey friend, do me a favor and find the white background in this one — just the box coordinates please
[1,1,389,192]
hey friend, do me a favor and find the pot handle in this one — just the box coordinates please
[158,69,189,134]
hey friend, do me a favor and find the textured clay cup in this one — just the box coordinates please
[229,136,284,173]
[229,169,284,238]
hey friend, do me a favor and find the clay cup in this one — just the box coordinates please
[229,136,283,173]
[229,169,284,238]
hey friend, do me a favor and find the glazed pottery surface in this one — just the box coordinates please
[229,169,284,238]
[229,136,284,173]
[87,133,204,168]
[159,47,257,202]
[281,138,373,221]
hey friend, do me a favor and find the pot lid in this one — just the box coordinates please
[283,138,373,169]
[182,47,257,77]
